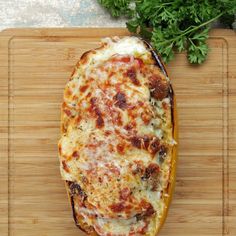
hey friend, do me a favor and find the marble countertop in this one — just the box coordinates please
[0,0,234,31]
[0,0,126,30]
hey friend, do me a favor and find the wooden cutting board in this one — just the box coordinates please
[0,28,235,236]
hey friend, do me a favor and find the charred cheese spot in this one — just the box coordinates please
[142,163,160,191]
[139,199,155,215]
[159,145,168,163]
[130,136,142,149]
[148,138,161,155]
[114,92,127,110]
[130,136,151,150]
[130,135,161,156]
[136,204,155,220]
[69,181,87,199]
[125,67,140,86]
[142,163,160,180]
[95,110,104,128]
[72,151,79,159]
[109,202,126,213]
[90,97,104,128]
[90,97,96,107]
[131,161,145,175]
[149,75,169,100]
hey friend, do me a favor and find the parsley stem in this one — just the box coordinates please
[160,2,174,6]
[182,12,224,35]
[157,12,224,46]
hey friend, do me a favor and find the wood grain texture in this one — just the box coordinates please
[0,35,11,236]
[0,28,235,236]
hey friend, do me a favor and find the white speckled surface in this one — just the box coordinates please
[0,1,234,32]
[0,0,126,30]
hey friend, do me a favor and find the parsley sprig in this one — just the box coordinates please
[98,0,236,64]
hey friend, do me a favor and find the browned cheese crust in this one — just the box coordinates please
[58,37,177,236]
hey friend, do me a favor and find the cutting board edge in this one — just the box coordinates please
[0,28,235,236]
[0,27,235,38]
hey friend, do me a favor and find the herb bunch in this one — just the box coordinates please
[98,0,236,64]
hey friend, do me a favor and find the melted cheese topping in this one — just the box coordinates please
[59,37,175,236]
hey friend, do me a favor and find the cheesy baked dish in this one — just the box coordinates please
[58,36,177,235]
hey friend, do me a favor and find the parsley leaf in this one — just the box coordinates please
[98,0,132,17]
[98,0,236,64]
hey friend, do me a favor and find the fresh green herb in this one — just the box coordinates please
[98,0,236,64]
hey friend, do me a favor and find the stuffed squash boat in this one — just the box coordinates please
[58,36,177,236]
